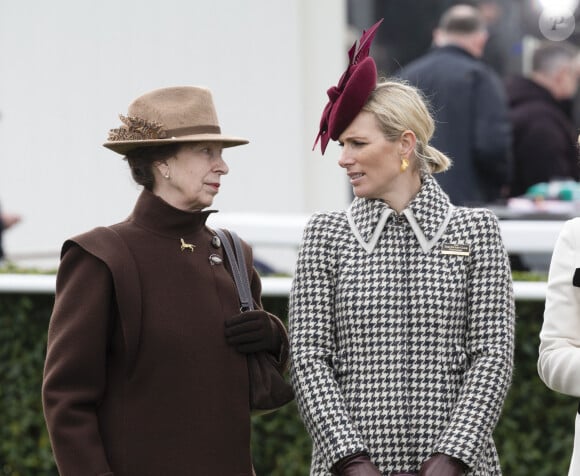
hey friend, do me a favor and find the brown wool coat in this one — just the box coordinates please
[42,190,288,476]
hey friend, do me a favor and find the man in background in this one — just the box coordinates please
[398,3,512,206]
[506,41,580,197]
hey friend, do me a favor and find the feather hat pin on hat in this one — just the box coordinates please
[313,19,383,154]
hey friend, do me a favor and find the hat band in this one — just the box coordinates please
[165,125,221,137]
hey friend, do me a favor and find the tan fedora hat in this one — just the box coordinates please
[103,86,249,154]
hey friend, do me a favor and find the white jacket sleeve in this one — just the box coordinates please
[538,218,580,397]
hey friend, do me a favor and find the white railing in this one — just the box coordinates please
[0,272,546,300]
[0,214,565,301]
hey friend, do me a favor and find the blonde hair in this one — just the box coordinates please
[362,79,451,174]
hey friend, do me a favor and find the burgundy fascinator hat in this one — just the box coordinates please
[313,19,384,154]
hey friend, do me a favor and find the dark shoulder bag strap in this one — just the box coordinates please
[214,229,254,312]
[230,230,254,306]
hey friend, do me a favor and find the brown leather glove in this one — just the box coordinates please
[224,310,281,353]
[419,453,468,476]
[331,452,382,476]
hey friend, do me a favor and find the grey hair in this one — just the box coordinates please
[532,41,578,76]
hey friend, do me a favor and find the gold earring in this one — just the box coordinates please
[400,156,409,172]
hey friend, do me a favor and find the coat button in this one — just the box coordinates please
[209,254,223,265]
[211,235,221,248]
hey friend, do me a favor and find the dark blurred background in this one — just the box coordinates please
[348,0,580,74]
[348,0,580,123]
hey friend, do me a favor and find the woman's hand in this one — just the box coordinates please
[419,453,467,476]
[224,310,280,353]
[331,452,382,476]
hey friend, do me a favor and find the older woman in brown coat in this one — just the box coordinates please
[42,86,289,476]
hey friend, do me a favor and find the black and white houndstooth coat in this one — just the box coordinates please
[289,175,515,475]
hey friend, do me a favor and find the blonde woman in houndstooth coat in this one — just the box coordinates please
[289,20,515,476]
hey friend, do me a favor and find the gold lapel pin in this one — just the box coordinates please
[180,238,196,252]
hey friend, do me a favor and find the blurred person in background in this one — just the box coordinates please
[506,41,580,198]
[290,20,514,476]
[0,109,22,261]
[0,206,21,260]
[42,86,289,476]
[537,213,580,475]
[477,0,510,77]
[398,4,512,206]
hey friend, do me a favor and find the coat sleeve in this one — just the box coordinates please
[472,69,512,186]
[289,213,367,470]
[42,244,114,476]
[435,210,515,468]
[538,219,580,397]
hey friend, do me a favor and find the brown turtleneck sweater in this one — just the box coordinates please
[42,190,279,476]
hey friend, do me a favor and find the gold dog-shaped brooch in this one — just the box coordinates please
[180,238,196,252]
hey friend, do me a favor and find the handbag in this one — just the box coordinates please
[214,229,294,414]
